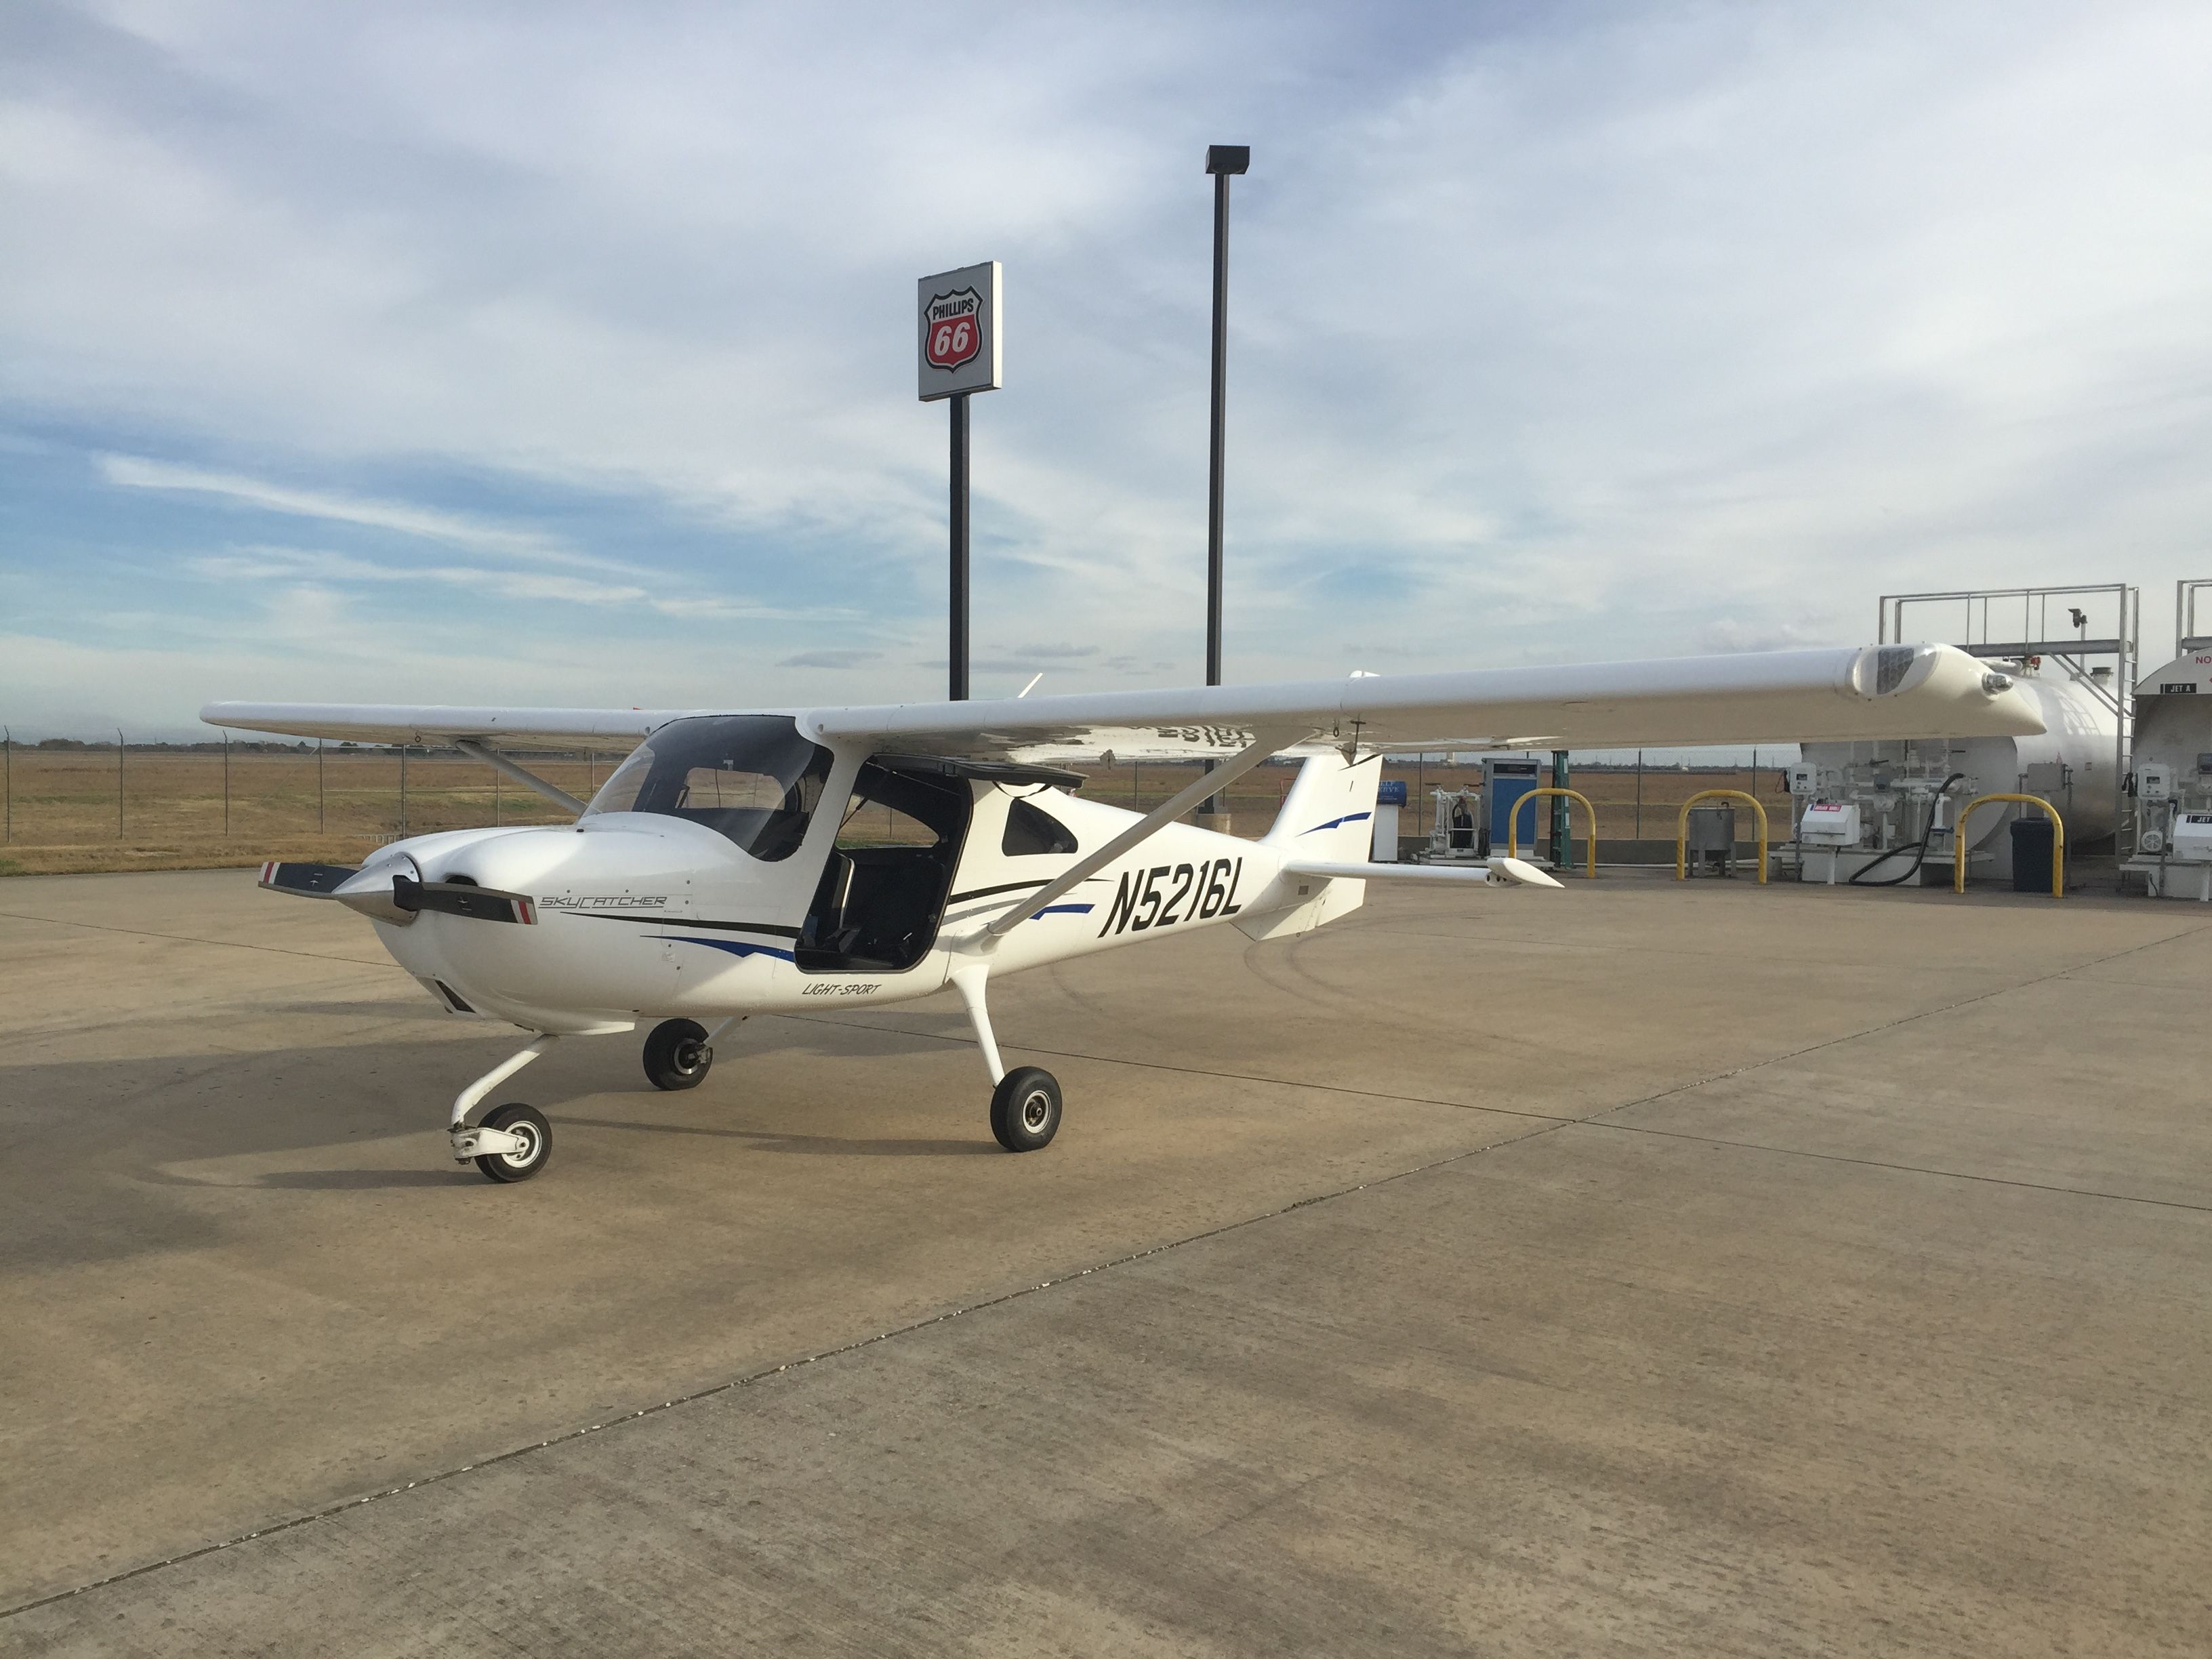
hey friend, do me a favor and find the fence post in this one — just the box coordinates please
[318,740,325,834]
[495,766,502,826]
[1548,750,1570,865]
[117,729,125,836]
[223,733,230,835]
[3,725,10,844]
[399,744,408,837]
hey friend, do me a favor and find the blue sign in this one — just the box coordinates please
[1376,780,1408,806]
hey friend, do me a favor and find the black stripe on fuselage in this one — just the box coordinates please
[561,912,804,939]
[946,878,1050,903]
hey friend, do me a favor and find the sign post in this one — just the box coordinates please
[918,262,1002,701]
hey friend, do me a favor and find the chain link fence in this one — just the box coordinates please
[0,733,1790,876]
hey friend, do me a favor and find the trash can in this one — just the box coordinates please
[1685,804,1736,877]
[2010,815,2055,893]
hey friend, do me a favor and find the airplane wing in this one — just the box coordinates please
[202,644,2042,760]
[199,703,714,751]
[803,644,2041,758]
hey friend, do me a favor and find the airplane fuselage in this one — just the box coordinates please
[355,733,1378,1035]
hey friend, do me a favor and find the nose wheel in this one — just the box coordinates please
[459,1101,552,1182]
[643,1019,715,1091]
[989,1067,1062,1153]
[448,1036,560,1183]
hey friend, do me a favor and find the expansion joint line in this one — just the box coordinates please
[0,1121,1562,1622]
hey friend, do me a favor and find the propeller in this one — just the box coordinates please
[258,861,359,897]
[392,874,537,925]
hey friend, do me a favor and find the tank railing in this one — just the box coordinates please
[1675,790,1769,884]
[2180,578,2212,654]
[1952,794,2064,897]
[1506,787,1597,878]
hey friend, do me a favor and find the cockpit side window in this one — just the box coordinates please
[584,715,832,861]
[1002,796,1077,857]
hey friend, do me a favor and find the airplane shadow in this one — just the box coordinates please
[234,1168,471,1189]
[560,1114,992,1158]
[1,1008,1010,1263]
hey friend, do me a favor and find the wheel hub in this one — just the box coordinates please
[1021,1091,1051,1131]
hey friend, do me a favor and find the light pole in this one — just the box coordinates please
[1201,144,1248,823]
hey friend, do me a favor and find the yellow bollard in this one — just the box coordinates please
[1507,787,1599,878]
[1952,794,2064,897]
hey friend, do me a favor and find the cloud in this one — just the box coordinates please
[102,456,625,571]
[186,545,851,621]
[192,546,651,606]
[777,648,881,670]
[4,2,2211,729]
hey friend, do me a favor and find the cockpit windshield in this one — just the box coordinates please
[585,715,832,861]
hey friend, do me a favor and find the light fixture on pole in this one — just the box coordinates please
[1201,144,1248,821]
[918,262,1003,701]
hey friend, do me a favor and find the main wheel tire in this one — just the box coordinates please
[474,1102,552,1183]
[643,1019,714,1091]
[989,1067,1062,1153]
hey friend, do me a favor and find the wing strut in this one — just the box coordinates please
[976,727,1308,945]
[453,739,590,817]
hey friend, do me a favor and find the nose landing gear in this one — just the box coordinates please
[449,1033,560,1183]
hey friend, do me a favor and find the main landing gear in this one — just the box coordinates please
[951,965,1061,1153]
[642,1017,739,1092]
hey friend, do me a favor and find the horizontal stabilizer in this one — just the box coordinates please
[258,861,359,898]
[1283,857,1563,889]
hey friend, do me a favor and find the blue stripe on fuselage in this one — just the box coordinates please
[660,936,796,962]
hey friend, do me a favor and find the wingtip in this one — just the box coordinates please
[1489,857,1564,889]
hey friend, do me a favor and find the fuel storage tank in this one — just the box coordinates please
[1788,661,2117,884]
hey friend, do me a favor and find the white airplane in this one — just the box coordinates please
[207,643,2037,1183]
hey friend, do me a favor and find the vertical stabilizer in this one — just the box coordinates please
[1263,749,1385,859]
[1236,750,1385,942]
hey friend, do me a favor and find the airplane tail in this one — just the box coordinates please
[1261,749,1384,860]
[1235,750,1383,943]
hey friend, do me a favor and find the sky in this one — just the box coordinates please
[3,0,2209,739]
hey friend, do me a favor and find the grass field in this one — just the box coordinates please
[0,746,1793,876]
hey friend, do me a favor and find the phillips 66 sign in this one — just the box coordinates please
[916,261,1001,401]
